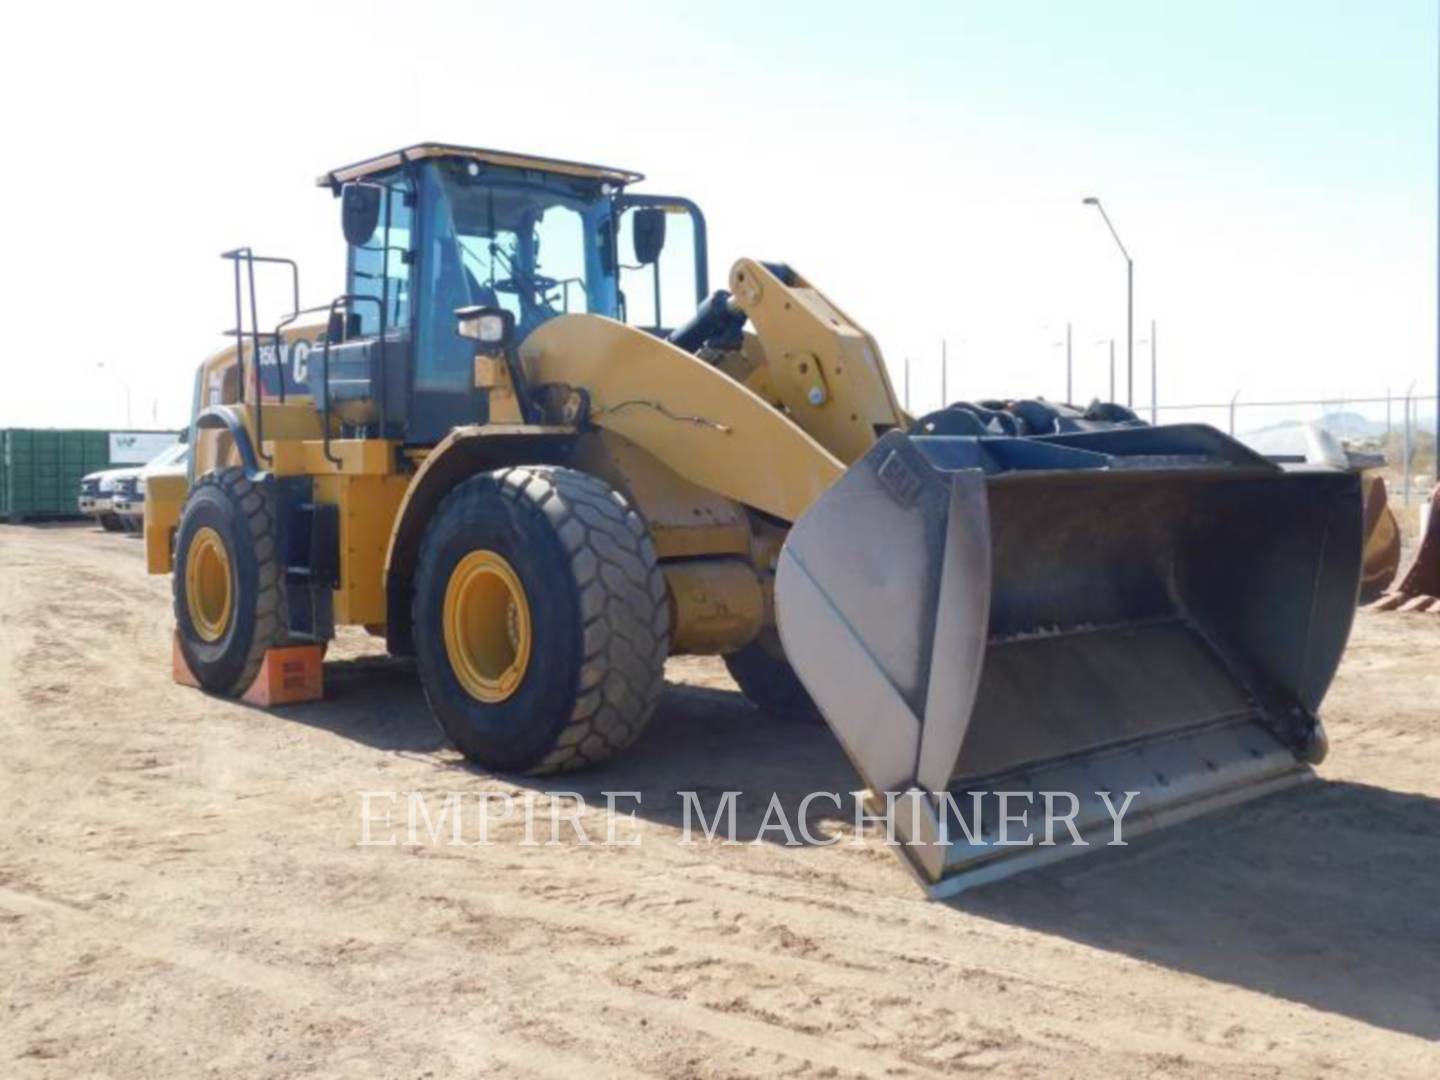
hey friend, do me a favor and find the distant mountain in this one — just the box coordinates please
[1245,410,1435,439]
[1317,411,1389,438]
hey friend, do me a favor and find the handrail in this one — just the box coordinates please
[220,249,302,465]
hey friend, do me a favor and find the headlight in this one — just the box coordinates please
[474,313,508,343]
[455,305,515,351]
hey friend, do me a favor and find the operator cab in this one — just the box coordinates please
[318,143,708,443]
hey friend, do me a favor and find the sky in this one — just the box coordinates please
[0,0,1435,431]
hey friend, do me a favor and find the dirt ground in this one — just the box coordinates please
[1,522,1437,1078]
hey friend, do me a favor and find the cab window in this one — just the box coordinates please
[347,176,413,336]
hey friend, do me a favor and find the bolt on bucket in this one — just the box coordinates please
[775,425,1362,896]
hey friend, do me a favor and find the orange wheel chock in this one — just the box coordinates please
[172,631,325,705]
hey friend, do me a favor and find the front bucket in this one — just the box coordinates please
[776,426,1363,896]
[1396,486,1440,598]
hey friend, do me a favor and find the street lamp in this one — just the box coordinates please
[1082,196,1134,408]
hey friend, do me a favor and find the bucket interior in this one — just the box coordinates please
[950,469,1360,788]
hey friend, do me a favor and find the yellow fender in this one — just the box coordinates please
[520,316,843,523]
[381,423,576,654]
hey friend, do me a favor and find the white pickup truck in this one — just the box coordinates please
[78,468,129,531]
[112,444,189,531]
[79,443,187,532]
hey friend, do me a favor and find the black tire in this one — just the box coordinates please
[172,468,288,695]
[413,466,670,774]
[99,512,123,532]
[724,631,821,721]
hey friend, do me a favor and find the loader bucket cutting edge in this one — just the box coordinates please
[775,426,1363,895]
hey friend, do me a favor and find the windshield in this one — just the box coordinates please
[454,197,589,324]
[437,164,617,333]
[412,161,619,396]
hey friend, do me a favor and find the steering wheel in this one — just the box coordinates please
[491,275,560,295]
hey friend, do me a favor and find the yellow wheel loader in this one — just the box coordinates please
[150,144,1365,893]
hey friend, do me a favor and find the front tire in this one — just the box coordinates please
[413,466,670,774]
[172,468,288,695]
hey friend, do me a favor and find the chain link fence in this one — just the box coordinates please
[1155,393,1437,513]
[1153,392,1436,563]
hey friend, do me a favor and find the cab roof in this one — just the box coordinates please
[317,143,644,189]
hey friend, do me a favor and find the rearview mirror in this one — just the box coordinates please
[631,207,667,265]
[341,182,383,247]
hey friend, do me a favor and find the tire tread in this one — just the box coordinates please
[172,467,287,695]
[416,466,670,775]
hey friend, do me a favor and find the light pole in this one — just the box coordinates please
[1047,323,1073,402]
[939,338,966,408]
[1136,320,1158,422]
[1096,338,1115,402]
[1403,380,1416,507]
[1083,196,1134,408]
[1050,323,1073,403]
[940,339,948,406]
[1150,319,1157,423]
[1067,322,1073,403]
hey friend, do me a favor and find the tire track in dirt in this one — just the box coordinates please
[4,523,1438,1078]
[1,528,177,835]
[0,880,655,1080]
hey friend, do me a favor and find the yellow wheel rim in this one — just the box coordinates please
[185,526,233,643]
[443,550,532,703]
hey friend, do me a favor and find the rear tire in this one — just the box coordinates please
[724,630,820,721]
[412,466,670,774]
[172,468,288,695]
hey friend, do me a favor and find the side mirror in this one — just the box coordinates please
[341,182,383,247]
[631,207,667,265]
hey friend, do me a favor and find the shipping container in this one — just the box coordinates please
[1,429,178,521]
